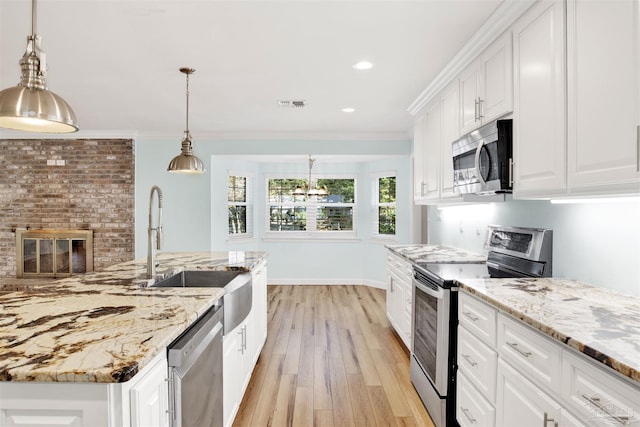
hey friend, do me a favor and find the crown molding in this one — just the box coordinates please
[407,0,537,116]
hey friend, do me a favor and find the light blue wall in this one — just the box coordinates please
[427,199,640,296]
[135,137,412,286]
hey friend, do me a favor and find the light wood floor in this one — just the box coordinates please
[233,285,434,427]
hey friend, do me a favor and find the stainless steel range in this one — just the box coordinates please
[410,226,553,427]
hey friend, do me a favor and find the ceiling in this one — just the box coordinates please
[0,0,502,141]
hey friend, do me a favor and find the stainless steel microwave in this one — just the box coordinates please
[452,118,513,195]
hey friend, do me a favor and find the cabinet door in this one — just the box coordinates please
[482,32,513,124]
[129,355,169,427]
[496,359,562,427]
[567,0,640,193]
[413,111,428,203]
[440,80,462,199]
[223,328,241,427]
[512,0,567,197]
[423,99,441,200]
[250,261,267,363]
[460,60,482,135]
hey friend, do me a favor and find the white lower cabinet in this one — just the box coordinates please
[457,371,496,427]
[385,251,412,349]
[457,291,640,427]
[0,352,169,427]
[496,358,562,427]
[223,260,268,427]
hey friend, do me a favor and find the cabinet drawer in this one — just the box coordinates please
[458,325,498,403]
[497,313,562,395]
[562,351,640,426]
[386,252,412,276]
[459,292,498,347]
[457,371,496,427]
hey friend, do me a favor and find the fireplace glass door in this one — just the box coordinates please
[17,230,93,278]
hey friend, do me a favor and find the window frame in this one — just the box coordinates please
[227,171,254,241]
[372,171,397,241]
[264,173,359,242]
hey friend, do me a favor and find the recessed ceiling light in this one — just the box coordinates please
[341,107,355,113]
[352,61,373,70]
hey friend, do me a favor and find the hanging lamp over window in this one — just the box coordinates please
[293,155,328,197]
[167,67,206,174]
[0,0,78,133]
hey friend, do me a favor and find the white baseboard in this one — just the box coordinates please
[268,278,386,290]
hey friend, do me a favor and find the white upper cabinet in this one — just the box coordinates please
[512,0,567,198]
[413,99,441,204]
[566,0,640,195]
[440,80,462,200]
[460,32,514,135]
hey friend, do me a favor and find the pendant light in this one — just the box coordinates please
[167,67,205,174]
[293,155,328,198]
[0,0,78,133]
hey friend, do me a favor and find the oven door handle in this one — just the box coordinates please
[474,139,487,186]
[413,278,444,299]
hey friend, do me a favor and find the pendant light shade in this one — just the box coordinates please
[0,0,78,133]
[167,68,205,174]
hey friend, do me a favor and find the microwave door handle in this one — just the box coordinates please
[474,140,487,186]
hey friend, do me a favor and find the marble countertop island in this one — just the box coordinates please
[0,251,267,383]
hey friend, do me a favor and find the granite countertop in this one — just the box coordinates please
[0,251,267,383]
[386,244,487,264]
[458,277,640,384]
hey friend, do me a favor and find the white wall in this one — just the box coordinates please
[427,199,640,296]
[135,137,413,287]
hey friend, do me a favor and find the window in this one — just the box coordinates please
[374,174,396,236]
[228,174,253,238]
[267,176,357,238]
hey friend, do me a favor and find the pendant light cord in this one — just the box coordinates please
[31,0,37,38]
[185,72,190,132]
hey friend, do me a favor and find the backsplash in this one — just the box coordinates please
[427,199,640,296]
[0,139,135,276]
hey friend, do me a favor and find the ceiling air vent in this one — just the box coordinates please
[277,100,307,108]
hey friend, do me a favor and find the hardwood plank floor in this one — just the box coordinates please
[233,285,434,427]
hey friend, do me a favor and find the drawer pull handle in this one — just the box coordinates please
[461,407,477,423]
[463,311,479,322]
[506,341,532,358]
[582,394,633,425]
[461,353,478,367]
[543,412,558,427]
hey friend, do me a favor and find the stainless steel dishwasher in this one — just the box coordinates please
[167,304,223,427]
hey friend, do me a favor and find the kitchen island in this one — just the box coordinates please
[0,251,267,426]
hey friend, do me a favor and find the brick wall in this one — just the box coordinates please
[0,139,135,276]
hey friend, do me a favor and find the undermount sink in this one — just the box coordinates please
[150,270,252,335]
[151,270,243,289]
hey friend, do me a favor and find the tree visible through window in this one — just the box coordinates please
[377,175,396,235]
[228,175,252,236]
[268,177,356,234]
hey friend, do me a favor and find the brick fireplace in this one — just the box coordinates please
[0,139,135,277]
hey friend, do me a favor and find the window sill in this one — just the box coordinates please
[227,236,256,244]
[263,231,360,243]
[370,236,398,245]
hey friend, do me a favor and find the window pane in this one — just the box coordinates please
[317,207,353,231]
[316,179,355,203]
[270,206,306,231]
[378,206,396,235]
[229,206,247,234]
[269,178,308,203]
[228,176,247,202]
[379,176,396,203]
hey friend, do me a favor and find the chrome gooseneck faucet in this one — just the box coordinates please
[147,185,164,279]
